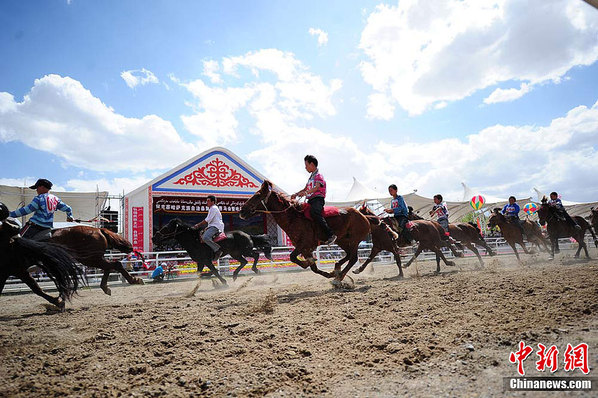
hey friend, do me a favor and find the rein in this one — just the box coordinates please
[253,190,294,214]
[156,223,182,241]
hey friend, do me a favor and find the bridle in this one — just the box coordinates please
[155,223,182,241]
[252,190,294,215]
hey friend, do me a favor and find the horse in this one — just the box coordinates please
[239,180,372,283]
[488,209,534,263]
[589,207,598,248]
[446,222,496,267]
[0,217,82,310]
[152,218,273,285]
[354,206,457,275]
[50,225,144,296]
[537,200,593,259]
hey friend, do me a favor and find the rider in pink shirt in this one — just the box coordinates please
[291,155,337,245]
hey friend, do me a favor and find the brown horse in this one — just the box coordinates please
[239,181,372,283]
[537,200,594,259]
[50,225,144,295]
[354,206,457,275]
[0,218,82,310]
[488,209,533,262]
[447,223,496,267]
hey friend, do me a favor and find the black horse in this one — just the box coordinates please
[537,199,594,259]
[152,219,273,285]
[0,216,83,310]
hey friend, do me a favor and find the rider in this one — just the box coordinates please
[384,184,412,242]
[548,192,581,230]
[194,195,225,261]
[291,155,337,246]
[501,196,524,233]
[9,179,74,241]
[429,194,451,241]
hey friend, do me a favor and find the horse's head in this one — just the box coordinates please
[536,200,551,226]
[358,205,375,217]
[590,207,598,224]
[487,208,503,229]
[152,218,187,244]
[240,180,273,220]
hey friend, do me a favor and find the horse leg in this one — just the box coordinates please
[249,250,261,275]
[434,247,455,269]
[105,259,144,286]
[100,270,112,296]
[15,270,64,310]
[509,242,523,264]
[204,261,227,286]
[333,252,351,279]
[289,248,311,269]
[352,247,380,274]
[479,239,496,256]
[232,256,249,281]
[393,248,404,278]
[404,245,423,268]
[0,272,8,295]
[339,250,360,280]
[466,243,484,268]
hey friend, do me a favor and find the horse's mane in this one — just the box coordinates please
[271,190,304,214]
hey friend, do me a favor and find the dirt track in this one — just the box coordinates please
[1,252,597,397]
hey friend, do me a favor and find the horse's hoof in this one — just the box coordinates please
[136,278,145,285]
[352,269,362,275]
[103,288,112,296]
[447,262,456,267]
[232,275,238,282]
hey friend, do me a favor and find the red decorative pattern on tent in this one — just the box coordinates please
[174,157,258,188]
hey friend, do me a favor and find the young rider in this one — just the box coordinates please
[10,179,74,241]
[429,194,451,241]
[548,192,581,230]
[384,184,411,242]
[291,155,337,245]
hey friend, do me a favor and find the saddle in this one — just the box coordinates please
[302,203,340,220]
[199,230,227,243]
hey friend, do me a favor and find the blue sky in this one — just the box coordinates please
[1,0,598,204]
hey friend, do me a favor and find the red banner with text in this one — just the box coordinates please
[132,206,144,251]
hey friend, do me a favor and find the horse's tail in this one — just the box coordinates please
[14,238,84,301]
[251,234,273,260]
[468,222,484,238]
[100,228,133,253]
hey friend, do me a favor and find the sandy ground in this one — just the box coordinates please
[1,250,597,397]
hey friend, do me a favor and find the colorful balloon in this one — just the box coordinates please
[470,195,485,210]
[523,202,538,215]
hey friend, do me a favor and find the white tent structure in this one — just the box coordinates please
[0,184,108,226]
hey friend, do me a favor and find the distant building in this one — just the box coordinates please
[123,147,287,252]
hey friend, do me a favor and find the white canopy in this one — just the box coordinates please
[0,184,108,224]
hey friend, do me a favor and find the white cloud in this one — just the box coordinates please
[120,68,159,89]
[309,28,329,46]
[178,49,342,145]
[484,83,531,104]
[66,176,153,196]
[359,0,598,117]
[0,74,198,173]
[202,60,222,84]
[246,98,598,203]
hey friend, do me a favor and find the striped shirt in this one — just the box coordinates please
[9,193,73,229]
[432,202,449,221]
